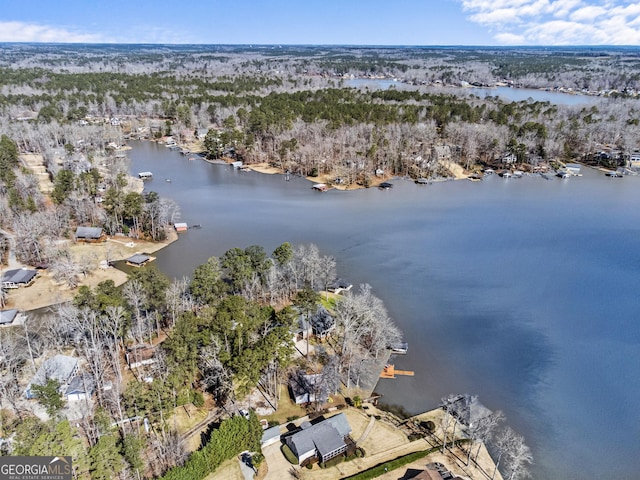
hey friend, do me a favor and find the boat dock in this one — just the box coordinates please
[380,364,415,379]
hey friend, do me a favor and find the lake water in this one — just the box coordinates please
[345,78,599,105]
[130,141,640,479]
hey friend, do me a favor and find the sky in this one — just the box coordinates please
[0,0,639,46]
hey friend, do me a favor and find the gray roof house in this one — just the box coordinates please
[285,413,352,465]
[126,254,152,267]
[0,309,26,327]
[1,269,38,289]
[75,226,104,242]
[310,307,335,339]
[289,373,328,405]
[25,354,80,399]
[65,374,95,402]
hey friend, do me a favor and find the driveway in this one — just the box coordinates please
[263,442,294,480]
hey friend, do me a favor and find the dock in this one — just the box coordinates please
[380,364,414,379]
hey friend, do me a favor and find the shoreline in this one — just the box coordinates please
[3,227,178,313]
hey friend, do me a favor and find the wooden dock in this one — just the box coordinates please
[380,364,414,379]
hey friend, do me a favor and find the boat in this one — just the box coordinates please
[605,170,623,178]
[415,177,431,185]
[312,183,328,192]
[390,342,408,354]
[138,171,153,180]
[190,224,202,229]
[500,171,512,178]
[557,171,570,179]
[379,182,393,189]
[484,168,495,175]
[165,178,171,183]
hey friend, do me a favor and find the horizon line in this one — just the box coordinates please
[1,41,639,49]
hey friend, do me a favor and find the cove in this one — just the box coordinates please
[129,140,640,479]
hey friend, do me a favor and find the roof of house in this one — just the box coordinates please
[65,374,95,396]
[287,413,351,459]
[75,226,103,239]
[261,425,281,444]
[312,423,346,459]
[30,355,79,388]
[1,269,37,284]
[289,373,323,402]
[126,254,151,265]
[0,309,19,325]
[324,413,352,437]
[310,307,335,334]
[328,278,352,290]
[412,470,444,480]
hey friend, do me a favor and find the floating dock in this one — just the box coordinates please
[380,364,414,379]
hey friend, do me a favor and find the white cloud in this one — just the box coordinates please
[0,21,105,43]
[570,6,607,22]
[494,32,526,44]
[458,0,640,44]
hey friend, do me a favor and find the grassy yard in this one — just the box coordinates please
[260,384,307,425]
[204,457,243,480]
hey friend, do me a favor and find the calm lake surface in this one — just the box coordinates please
[130,141,640,479]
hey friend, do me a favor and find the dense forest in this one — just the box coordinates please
[0,44,638,190]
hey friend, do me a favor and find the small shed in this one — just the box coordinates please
[174,222,188,232]
[75,226,104,242]
[1,269,38,289]
[126,254,152,267]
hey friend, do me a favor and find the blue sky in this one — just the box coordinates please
[1,0,639,45]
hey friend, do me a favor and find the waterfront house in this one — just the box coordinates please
[1,268,38,289]
[284,413,352,465]
[327,278,353,294]
[126,254,152,267]
[25,355,79,399]
[565,163,582,175]
[75,226,104,242]
[174,222,188,232]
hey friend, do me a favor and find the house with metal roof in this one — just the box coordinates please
[284,413,352,465]
[126,254,152,267]
[75,226,104,242]
[1,268,38,289]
